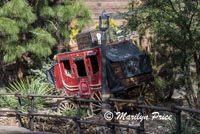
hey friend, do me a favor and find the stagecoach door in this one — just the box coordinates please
[74,57,91,97]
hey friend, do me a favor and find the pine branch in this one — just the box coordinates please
[29,31,47,36]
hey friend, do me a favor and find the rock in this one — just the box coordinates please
[158,126,162,129]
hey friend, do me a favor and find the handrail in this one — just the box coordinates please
[0,92,199,134]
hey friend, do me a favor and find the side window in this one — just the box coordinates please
[63,60,72,77]
[74,59,87,77]
[89,55,99,74]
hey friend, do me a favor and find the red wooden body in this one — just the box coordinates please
[54,47,101,98]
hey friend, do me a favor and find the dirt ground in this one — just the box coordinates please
[0,112,172,134]
[0,126,30,134]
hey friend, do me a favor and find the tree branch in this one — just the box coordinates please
[46,20,58,31]
[29,31,47,36]
[168,0,178,14]
[188,12,195,29]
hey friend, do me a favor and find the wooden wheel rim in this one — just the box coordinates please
[88,90,102,116]
[130,85,156,107]
[57,100,77,114]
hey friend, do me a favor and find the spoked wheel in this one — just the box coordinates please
[127,83,156,111]
[141,83,156,106]
[57,100,77,114]
[88,90,102,117]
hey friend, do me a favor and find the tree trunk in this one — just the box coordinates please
[194,53,200,108]
[184,64,193,106]
[194,53,200,88]
[183,61,199,108]
[56,42,67,53]
[17,58,23,79]
[0,53,5,88]
[57,0,63,4]
[55,31,68,53]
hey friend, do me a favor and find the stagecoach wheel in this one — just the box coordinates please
[129,83,156,111]
[57,100,77,114]
[141,83,156,106]
[88,90,102,117]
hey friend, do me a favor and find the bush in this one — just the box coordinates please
[28,59,56,94]
[166,114,200,134]
[28,59,52,82]
[62,109,88,117]
[0,77,52,111]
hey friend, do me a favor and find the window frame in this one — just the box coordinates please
[73,57,87,77]
[60,57,73,78]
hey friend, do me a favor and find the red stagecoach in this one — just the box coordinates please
[54,47,101,98]
[46,31,153,115]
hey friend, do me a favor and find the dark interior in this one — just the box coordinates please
[89,55,99,74]
[75,60,87,77]
[63,60,72,77]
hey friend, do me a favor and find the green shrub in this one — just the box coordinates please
[28,59,56,94]
[28,59,52,82]
[0,77,52,111]
[166,114,200,134]
[62,109,88,117]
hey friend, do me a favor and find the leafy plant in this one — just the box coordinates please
[28,59,56,94]
[166,114,200,134]
[28,59,52,81]
[0,77,52,111]
[125,0,200,106]
[62,109,88,117]
[0,90,18,110]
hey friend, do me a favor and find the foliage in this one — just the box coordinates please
[28,59,56,94]
[0,0,55,63]
[0,77,52,111]
[0,0,92,78]
[28,59,52,81]
[125,0,200,106]
[38,0,92,47]
[149,45,180,100]
[70,26,79,41]
[0,90,18,109]
[166,114,200,134]
[61,109,88,117]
